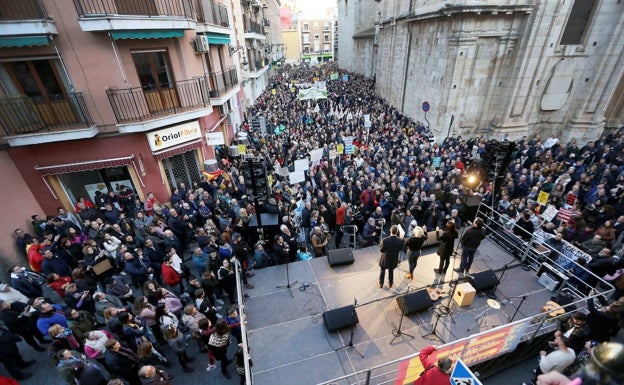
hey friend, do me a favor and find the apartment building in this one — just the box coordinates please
[0,0,280,261]
[300,18,335,63]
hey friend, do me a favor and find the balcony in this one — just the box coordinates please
[0,0,57,37]
[209,67,238,97]
[73,0,197,32]
[194,0,230,32]
[0,92,98,146]
[247,59,268,79]
[208,67,239,105]
[244,18,266,40]
[107,76,213,133]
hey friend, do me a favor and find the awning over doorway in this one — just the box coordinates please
[34,156,134,176]
[204,33,231,45]
[153,139,202,160]
[110,30,185,40]
[0,35,49,48]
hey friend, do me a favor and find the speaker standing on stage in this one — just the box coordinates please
[404,226,427,281]
[433,221,458,276]
[413,345,454,385]
[455,218,487,277]
[378,225,404,289]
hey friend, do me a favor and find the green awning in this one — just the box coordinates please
[0,36,49,48]
[110,30,185,40]
[204,33,231,45]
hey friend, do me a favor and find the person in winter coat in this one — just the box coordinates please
[434,221,458,276]
[413,345,454,385]
[104,338,142,385]
[378,225,404,289]
[56,349,107,385]
[163,323,195,373]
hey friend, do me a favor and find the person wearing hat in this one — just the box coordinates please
[454,218,487,278]
[413,345,454,385]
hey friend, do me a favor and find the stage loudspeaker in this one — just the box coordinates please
[395,289,433,315]
[468,269,500,292]
[327,248,355,267]
[322,305,359,332]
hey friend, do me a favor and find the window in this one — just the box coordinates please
[303,46,310,54]
[131,50,174,91]
[323,23,331,31]
[324,34,330,42]
[4,60,66,102]
[560,0,596,45]
[313,22,319,29]
[302,23,309,31]
[314,42,320,53]
[314,34,319,40]
[302,33,310,44]
[324,44,330,53]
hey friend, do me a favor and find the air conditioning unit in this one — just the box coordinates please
[194,36,209,53]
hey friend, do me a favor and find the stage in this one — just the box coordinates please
[244,236,559,385]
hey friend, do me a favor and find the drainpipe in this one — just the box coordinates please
[400,23,412,112]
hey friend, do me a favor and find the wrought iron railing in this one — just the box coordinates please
[208,67,238,97]
[106,77,211,123]
[73,0,195,18]
[0,0,49,21]
[194,0,229,27]
[250,59,266,72]
[0,92,93,136]
[244,18,264,35]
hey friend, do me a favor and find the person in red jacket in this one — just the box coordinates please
[161,257,182,290]
[27,238,45,273]
[414,345,454,385]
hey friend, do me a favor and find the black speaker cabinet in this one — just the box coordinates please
[395,289,433,315]
[327,248,355,267]
[468,269,500,292]
[322,305,359,332]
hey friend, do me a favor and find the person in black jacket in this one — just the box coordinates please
[404,226,427,280]
[104,338,142,385]
[585,296,622,342]
[455,218,487,277]
[378,225,404,289]
[434,221,459,275]
[0,327,36,380]
[0,299,47,351]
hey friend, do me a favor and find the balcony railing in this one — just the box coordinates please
[0,0,48,21]
[107,77,211,123]
[73,0,195,18]
[250,59,266,72]
[208,67,238,97]
[244,18,264,35]
[194,0,229,27]
[0,92,93,136]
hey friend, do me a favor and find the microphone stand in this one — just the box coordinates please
[508,295,527,322]
[490,261,515,305]
[335,298,364,358]
[421,307,445,343]
[390,286,415,344]
[276,260,297,298]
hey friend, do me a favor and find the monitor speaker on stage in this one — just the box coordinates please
[327,248,355,267]
[396,289,433,315]
[322,305,359,332]
[467,269,500,292]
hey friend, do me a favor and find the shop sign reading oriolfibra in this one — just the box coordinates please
[146,121,202,152]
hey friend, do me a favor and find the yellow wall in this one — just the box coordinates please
[281,29,301,60]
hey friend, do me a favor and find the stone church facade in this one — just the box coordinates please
[337,0,624,144]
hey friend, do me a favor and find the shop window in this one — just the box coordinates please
[57,166,136,205]
[162,151,201,189]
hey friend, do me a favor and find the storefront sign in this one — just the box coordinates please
[206,132,225,146]
[146,121,201,152]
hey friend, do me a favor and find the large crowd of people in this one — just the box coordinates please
[2,62,624,384]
